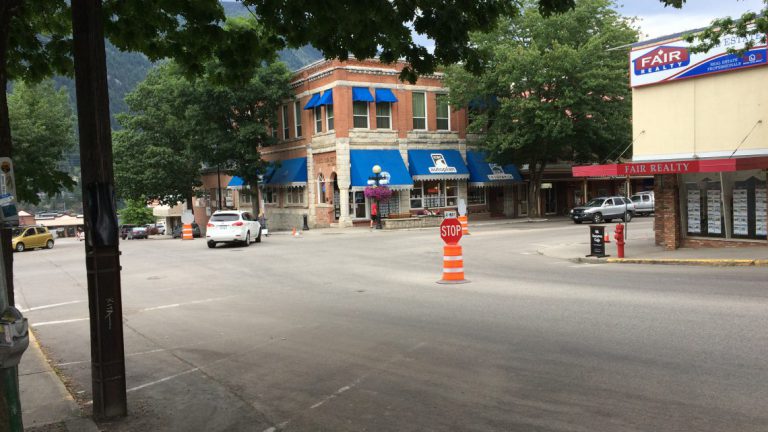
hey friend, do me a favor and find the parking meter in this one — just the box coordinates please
[0,306,28,368]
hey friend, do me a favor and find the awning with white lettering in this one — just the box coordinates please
[572,156,768,177]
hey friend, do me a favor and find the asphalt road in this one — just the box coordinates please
[13,219,768,432]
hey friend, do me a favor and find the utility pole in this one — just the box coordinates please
[71,0,127,420]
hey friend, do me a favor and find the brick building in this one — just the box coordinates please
[197,58,528,230]
[574,30,768,249]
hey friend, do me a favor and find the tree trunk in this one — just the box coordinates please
[526,161,547,218]
[0,0,19,309]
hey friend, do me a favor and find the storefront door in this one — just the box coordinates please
[489,188,504,216]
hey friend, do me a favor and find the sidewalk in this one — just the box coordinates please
[20,331,99,432]
[537,227,768,266]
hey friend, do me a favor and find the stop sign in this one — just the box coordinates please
[440,218,463,245]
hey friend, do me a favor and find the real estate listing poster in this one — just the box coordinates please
[733,188,749,236]
[756,187,767,236]
[706,189,722,234]
[687,189,701,234]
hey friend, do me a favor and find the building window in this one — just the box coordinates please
[379,191,400,216]
[314,107,322,133]
[468,187,486,205]
[286,187,305,205]
[282,105,290,140]
[326,104,334,131]
[317,174,326,204]
[376,102,391,129]
[436,94,450,130]
[271,127,277,139]
[294,101,302,137]
[409,180,459,209]
[412,92,426,130]
[265,188,278,204]
[353,101,369,128]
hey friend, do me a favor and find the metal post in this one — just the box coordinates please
[217,165,223,210]
[71,0,127,420]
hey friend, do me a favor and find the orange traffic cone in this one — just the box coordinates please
[437,244,469,284]
[458,215,470,235]
[292,227,297,236]
[604,233,611,243]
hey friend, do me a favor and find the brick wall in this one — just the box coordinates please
[654,174,681,250]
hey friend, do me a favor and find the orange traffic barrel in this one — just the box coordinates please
[182,223,193,240]
[437,244,469,284]
[458,215,470,235]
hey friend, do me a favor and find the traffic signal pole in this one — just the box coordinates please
[71,0,128,420]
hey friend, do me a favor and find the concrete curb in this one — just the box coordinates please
[605,258,768,267]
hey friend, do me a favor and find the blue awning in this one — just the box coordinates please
[352,87,374,102]
[226,176,245,189]
[350,150,413,191]
[375,88,398,103]
[466,151,522,186]
[264,157,308,188]
[304,93,321,110]
[407,150,470,181]
[317,89,333,106]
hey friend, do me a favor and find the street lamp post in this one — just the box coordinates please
[368,165,384,230]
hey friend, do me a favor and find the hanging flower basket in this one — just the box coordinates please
[364,185,393,201]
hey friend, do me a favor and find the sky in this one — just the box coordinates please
[617,0,765,40]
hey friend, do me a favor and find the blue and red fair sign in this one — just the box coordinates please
[630,33,767,87]
[440,218,463,245]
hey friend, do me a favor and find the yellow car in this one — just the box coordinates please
[12,226,55,252]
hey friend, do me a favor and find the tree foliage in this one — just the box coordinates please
[118,199,154,225]
[113,62,202,206]
[7,80,76,204]
[445,0,637,217]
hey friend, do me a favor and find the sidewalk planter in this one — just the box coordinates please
[383,216,444,229]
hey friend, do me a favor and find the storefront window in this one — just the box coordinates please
[286,187,305,205]
[265,188,278,204]
[681,170,767,240]
[379,191,400,217]
[410,180,459,209]
[468,187,486,205]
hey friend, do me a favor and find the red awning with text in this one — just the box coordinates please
[572,157,768,178]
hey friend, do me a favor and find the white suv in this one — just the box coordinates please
[206,210,262,248]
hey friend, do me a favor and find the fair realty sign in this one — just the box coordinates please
[630,33,767,87]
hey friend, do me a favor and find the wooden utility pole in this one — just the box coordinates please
[71,0,127,420]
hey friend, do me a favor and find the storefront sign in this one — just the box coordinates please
[621,161,697,175]
[487,163,514,180]
[587,225,607,258]
[631,33,767,87]
[429,154,458,174]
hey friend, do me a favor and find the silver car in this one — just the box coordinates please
[570,196,635,224]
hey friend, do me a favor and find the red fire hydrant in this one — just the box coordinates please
[614,223,625,258]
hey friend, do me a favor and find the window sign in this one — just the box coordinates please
[686,188,701,234]
[706,189,722,235]
[733,188,749,236]
[756,186,767,236]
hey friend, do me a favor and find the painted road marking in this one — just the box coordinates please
[19,300,84,313]
[33,318,89,327]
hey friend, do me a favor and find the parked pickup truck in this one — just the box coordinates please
[630,191,655,216]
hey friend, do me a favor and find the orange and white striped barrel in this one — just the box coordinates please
[182,223,193,240]
[438,244,468,284]
[458,215,469,235]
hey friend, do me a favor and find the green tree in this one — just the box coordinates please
[7,80,76,204]
[185,57,292,214]
[113,62,202,207]
[446,0,638,217]
[118,199,154,225]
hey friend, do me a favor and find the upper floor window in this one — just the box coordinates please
[314,106,322,133]
[326,104,334,131]
[376,103,391,129]
[294,101,302,137]
[353,101,369,128]
[282,105,290,139]
[436,94,450,130]
[412,92,426,130]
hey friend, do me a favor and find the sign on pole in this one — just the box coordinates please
[440,218,463,245]
[181,210,194,224]
[458,198,467,216]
